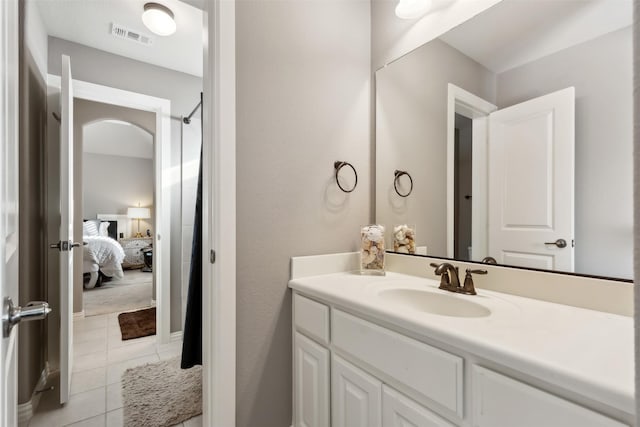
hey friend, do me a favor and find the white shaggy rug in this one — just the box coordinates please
[122,357,202,427]
[83,270,153,316]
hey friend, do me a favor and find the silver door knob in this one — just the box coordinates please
[3,297,52,337]
[544,239,567,248]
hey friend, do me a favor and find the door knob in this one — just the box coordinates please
[544,239,567,248]
[3,298,52,337]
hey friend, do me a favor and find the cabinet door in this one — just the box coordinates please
[383,386,456,427]
[294,333,330,427]
[332,354,382,427]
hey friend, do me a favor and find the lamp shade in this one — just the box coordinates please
[127,207,151,219]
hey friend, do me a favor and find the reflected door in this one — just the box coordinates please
[488,87,575,271]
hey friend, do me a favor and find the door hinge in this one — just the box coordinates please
[210,250,216,264]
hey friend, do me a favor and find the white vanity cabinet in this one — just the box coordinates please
[292,291,630,427]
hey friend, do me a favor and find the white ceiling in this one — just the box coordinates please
[83,120,153,159]
[35,0,204,77]
[439,0,633,74]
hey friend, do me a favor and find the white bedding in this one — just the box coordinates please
[83,236,125,285]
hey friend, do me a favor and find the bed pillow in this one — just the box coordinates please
[83,220,100,237]
[99,222,110,237]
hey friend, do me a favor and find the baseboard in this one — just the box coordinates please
[17,364,50,426]
[73,310,85,319]
[170,331,183,343]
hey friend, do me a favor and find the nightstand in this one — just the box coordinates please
[120,237,153,268]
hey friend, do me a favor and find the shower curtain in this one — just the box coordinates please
[181,96,203,369]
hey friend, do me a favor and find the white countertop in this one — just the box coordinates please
[289,271,634,414]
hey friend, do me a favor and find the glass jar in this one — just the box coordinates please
[393,224,416,254]
[360,224,385,275]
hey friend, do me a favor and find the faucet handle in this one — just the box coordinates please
[461,269,487,295]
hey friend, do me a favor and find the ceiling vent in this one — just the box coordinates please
[111,23,154,47]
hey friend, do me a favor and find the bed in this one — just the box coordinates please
[83,219,125,289]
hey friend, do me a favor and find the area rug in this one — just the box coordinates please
[118,307,156,340]
[83,270,153,316]
[122,357,202,427]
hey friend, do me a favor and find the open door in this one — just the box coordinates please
[488,87,575,271]
[1,0,20,424]
[59,54,76,404]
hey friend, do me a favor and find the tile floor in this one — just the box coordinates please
[29,313,202,427]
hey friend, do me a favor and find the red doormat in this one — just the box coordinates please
[118,307,156,340]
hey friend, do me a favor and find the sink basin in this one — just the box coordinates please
[378,288,491,318]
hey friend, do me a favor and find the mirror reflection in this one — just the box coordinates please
[375,0,632,280]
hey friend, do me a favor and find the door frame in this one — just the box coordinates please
[202,0,237,425]
[446,84,497,260]
[47,75,172,345]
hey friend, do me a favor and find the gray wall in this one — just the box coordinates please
[82,152,154,233]
[49,38,201,331]
[18,0,48,405]
[235,0,371,425]
[496,27,633,279]
[376,38,496,255]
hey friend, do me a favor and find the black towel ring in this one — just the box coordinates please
[394,170,413,197]
[334,161,358,193]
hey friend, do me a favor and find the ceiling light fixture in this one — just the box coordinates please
[142,2,176,36]
[395,0,433,19]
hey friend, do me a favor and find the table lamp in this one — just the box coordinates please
[127,205,151,238]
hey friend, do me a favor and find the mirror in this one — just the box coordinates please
[375,0,632,280]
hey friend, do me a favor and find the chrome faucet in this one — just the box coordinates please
[429,262,460,291]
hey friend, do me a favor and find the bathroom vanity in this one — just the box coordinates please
[289,254,633,427]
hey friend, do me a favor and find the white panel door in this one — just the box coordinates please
[0,0,20,424]
[382,386,455,427]
[59,54,75,404]
[294,332,330,427]
[488,87,574,271]
[332,354,382,427]
[472,366,626,427]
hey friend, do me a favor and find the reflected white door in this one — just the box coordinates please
[59,54,75,404]
[0,0,20,424]
[488,87,575,271]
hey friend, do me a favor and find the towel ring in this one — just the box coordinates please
[334,161,358,193]
[394,170,413,197]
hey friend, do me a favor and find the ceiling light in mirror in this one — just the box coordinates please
[395,0,433,19]
[142,2,176,36]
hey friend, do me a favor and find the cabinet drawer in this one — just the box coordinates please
[472,366,627,427]
[332,309,463,417]
[294,293,330,345]
[383,385,455,427]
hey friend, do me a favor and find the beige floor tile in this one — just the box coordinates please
[183,414,203,427]
[105,409,123,427]
[73,338,108,358]
[73,351,108,373]
[106,354,160,384]
[106,341,157,364]
[74,328,108,344]
[73,315,108,333]
[29,387,105,427]
[64,413,106,427]
[70,367,106,395]
[106,383,123,412]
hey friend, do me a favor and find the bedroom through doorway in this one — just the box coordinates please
[80,102,156,320]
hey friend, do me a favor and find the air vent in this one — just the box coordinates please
[111,23,154,47]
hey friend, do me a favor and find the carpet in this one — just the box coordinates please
[122,357,202,427]
[83,270,153,316]
[118,307,156,340]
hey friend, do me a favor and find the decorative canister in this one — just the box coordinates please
[393,224,416,254]
[360,224,385,275]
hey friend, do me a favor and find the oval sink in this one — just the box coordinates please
[378,288,491,318]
